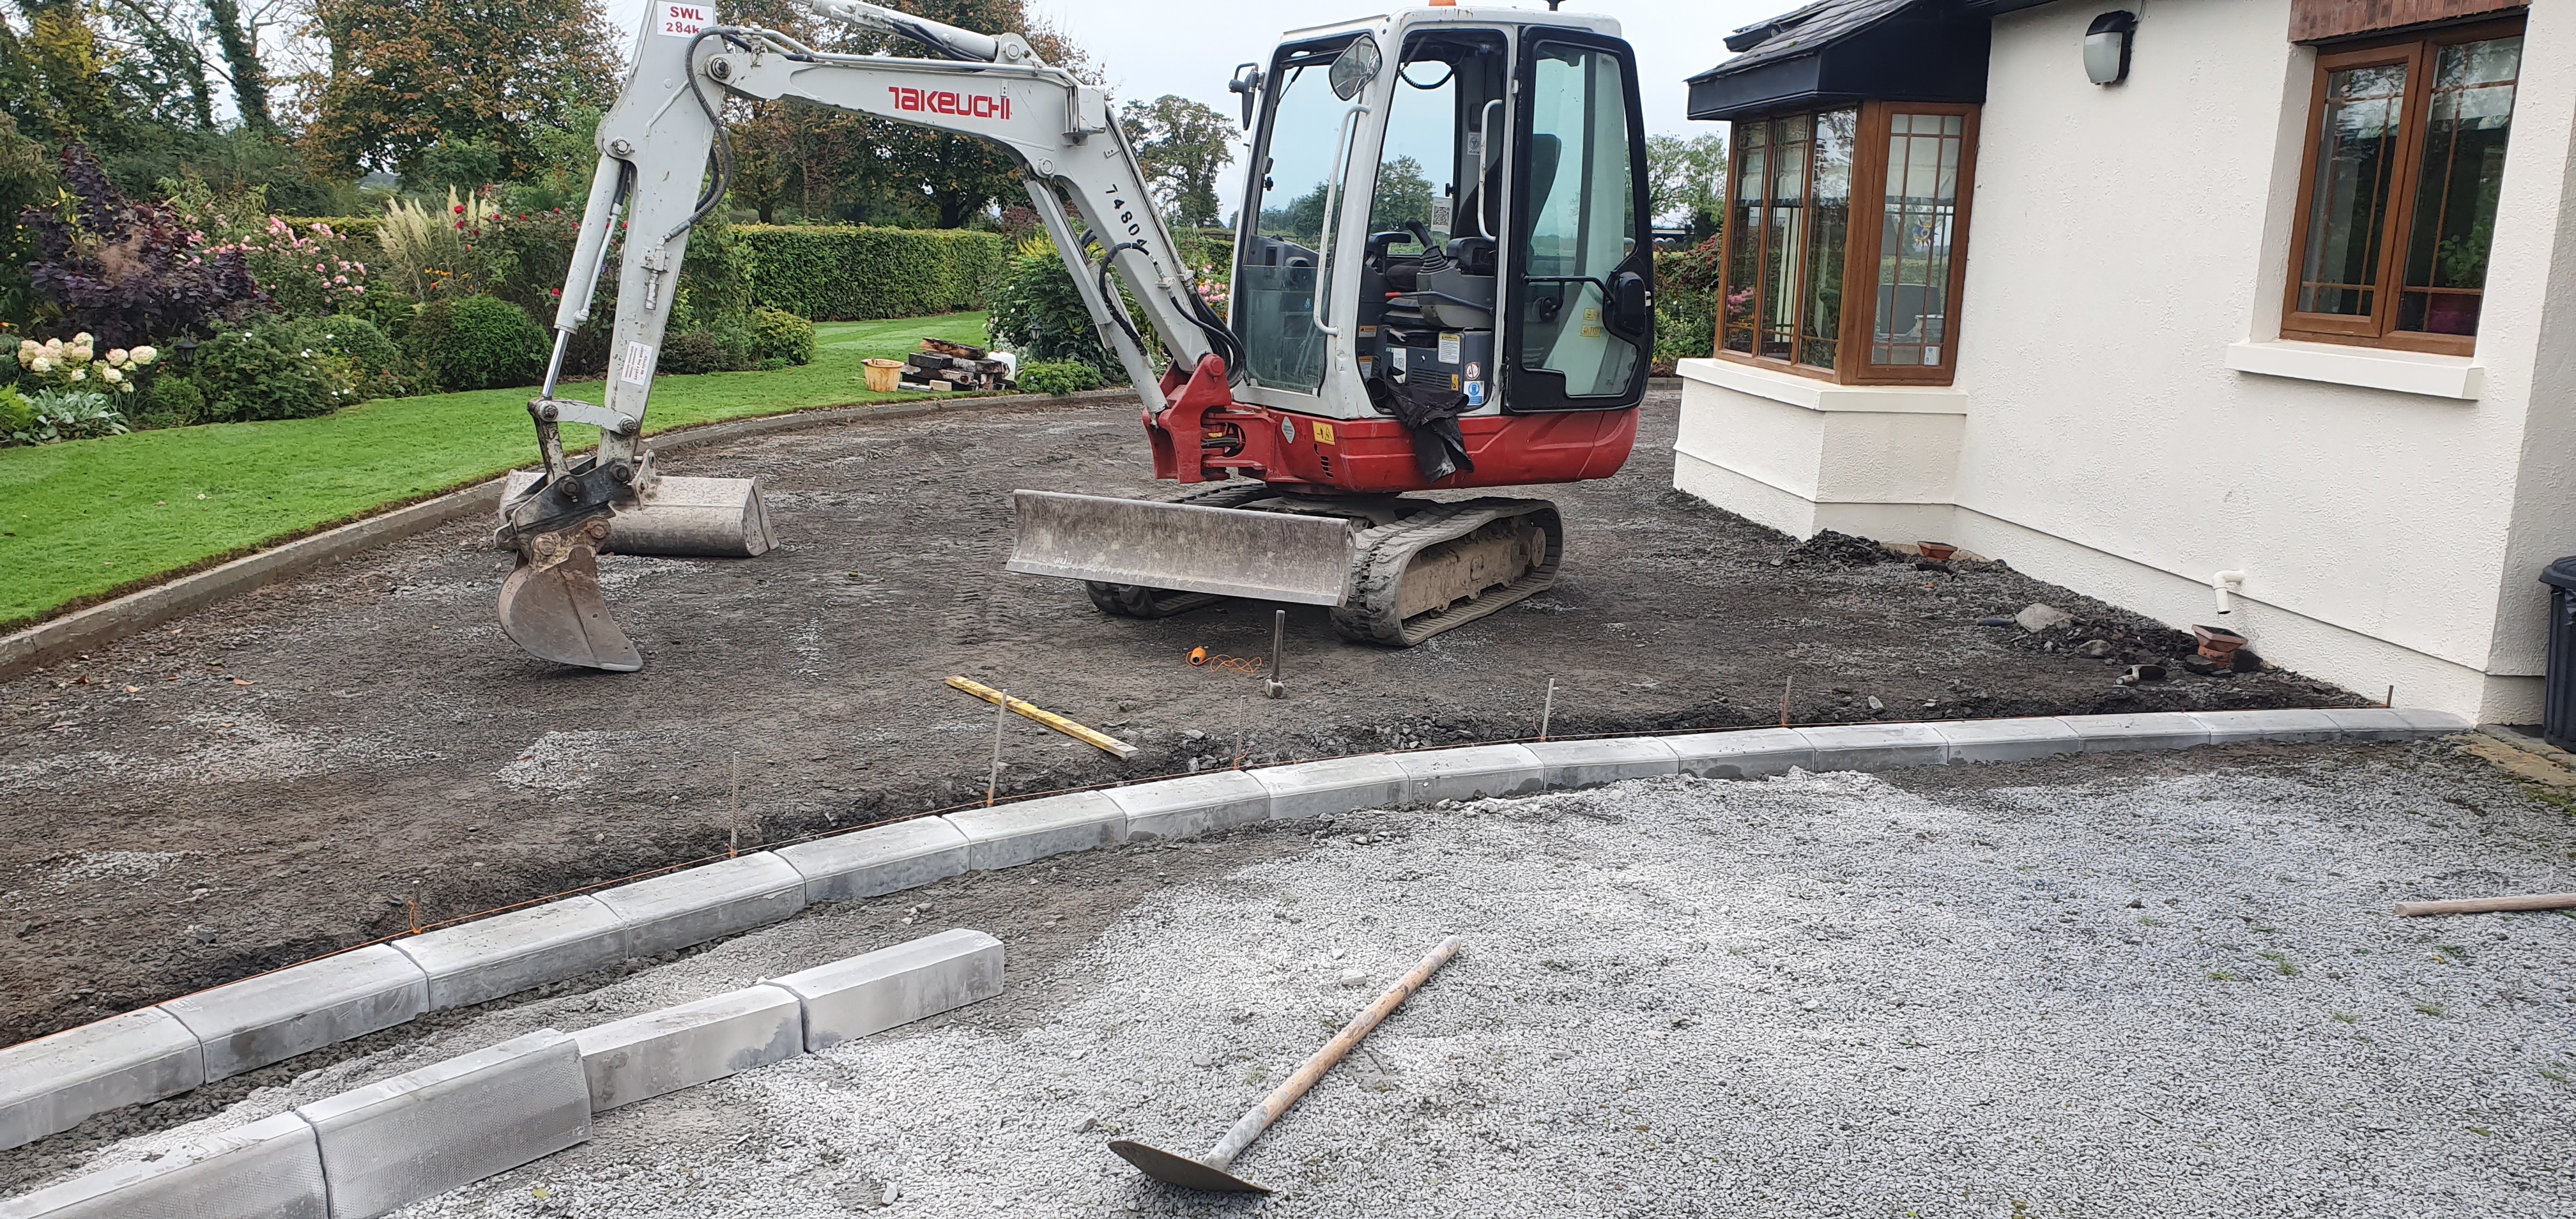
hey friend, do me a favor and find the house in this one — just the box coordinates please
[1671,0,2575,724]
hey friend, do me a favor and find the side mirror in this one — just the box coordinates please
[1228,63,1264,130]
[1328,35,1381,101]
[1609,270,1650,337]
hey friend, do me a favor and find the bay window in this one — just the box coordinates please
[1720,102,1979,385]
[2284,16,2523,353]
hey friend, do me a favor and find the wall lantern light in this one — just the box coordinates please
[2085,11,2137,85]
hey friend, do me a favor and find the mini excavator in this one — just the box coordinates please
[496,0,1653,671]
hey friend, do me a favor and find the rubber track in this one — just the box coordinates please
[1329,498,1563,647]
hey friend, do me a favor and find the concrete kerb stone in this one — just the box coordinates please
[768,928,1006,1050]
[1524,737,1682,788]
[1664,727,1814,779]
[1249,755,1411,821]
[591,852,807,959]
[0,1112,328,1219]
[294,1030,590,1219]
[941,792,1127,871]
[1396,744,1547,803]
[391,896,629,1011]
[0,1008,204,1152]
[2065,712,2212,753]
[160,944,429,1082]
[0,387,1138,684]
[2192,708,2340,746]
[571,985,803,1113]
[1935,717,2082,764]
[774,817,970,902]
[1107,769,1271,841]
[1797,723,1951,771]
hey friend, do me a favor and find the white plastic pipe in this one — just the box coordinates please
[2212,570,2247,616]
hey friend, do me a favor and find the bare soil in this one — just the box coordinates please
[0,388,2359,1048]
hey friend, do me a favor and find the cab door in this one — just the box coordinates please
[1503,31,1652,411]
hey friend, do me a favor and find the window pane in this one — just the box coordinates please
[1761,119,1809,362]
[1722,125,1765,354]
[2295,61,2409,318]
[1871,112,1964,367]
[2398,35,2520,336]
[1797,110,1856,370]
[1521,43,1641,397]
[1241,47,1361,393]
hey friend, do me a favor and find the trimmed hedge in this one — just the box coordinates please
[737,225,1006,321]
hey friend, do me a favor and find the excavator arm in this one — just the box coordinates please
[497,0,1240,669]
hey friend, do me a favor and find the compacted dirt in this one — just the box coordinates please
[0,387,2361,1047]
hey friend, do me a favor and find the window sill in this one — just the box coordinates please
[1677,358,1968,414]
[2223,339,2483,401]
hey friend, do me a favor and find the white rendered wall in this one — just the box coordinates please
[1675,0,2576,723]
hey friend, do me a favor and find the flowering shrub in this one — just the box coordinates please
[378,188,505,299]
[20,145,261,347]
[224,218,371,318]
[11,333,157,400]
[190,325,357,422]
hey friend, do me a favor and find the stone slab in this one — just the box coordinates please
[0,1008,204,1153]
[2319,708,2416,740]
[591,853,806,958]
[2064,712,2211,753]
[2393,708,2472,735]
[1395,744,1546,803]
[1107,770,1272,841]
[768,928,1005,1051]
[774,818,970,903]
[940,792,1126,871]
[0,1112,326,1219]
[571,985,803,1112]
[295,1030,590,1219]
[1248,755,1412,821]
[1664,728,1815,779]
[159,945,429,1082]
[1934,717,2082,764]
[1797,723,1951,772]
[2191,709,2340,746]
[1524,738,1682,788]
[390,896,629,1011]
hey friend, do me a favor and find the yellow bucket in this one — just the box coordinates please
[863,358,905,392]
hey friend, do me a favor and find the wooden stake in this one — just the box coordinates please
[988,689,1007,806]
[728,753,740,857]
[1539,677,1556,742]
[2395,892,2576,917]
[1781,677,1793,728]
[947,676,1138,758]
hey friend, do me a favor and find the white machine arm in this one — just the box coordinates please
[510,1,1225,516]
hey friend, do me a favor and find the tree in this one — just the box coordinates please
[1646,132,1726,240]
[1119,95,1232,227]
[201,0,275,135]
[1367,155,1433,234]
[307,0,619,182]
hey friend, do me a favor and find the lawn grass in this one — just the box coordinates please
[0,312,993,628]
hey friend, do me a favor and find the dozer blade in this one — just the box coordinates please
[498,543,643,672]
[1006,489,1355,606]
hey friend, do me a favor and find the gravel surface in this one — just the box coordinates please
[0,387,2361,1049]
[15,740,2573,1216]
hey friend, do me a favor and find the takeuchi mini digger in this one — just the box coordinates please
[495,0,1654,671]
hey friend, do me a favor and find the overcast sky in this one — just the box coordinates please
[601,0,1777,213]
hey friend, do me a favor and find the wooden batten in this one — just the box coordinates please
[2289,0,2524,43]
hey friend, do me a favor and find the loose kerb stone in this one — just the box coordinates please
[572,985,802,1113]
[1797,723,1949,772]
[1107,770,1271,841]
[1525,737,1682,788]
[774,818,970,903]
[294,1030,589,1219]
[1396,744,1546,803]
[941,792,1125,871]
[390,896,629,1011]
[160,944,429,1082]
[592,852,806,958]
[1664,728,1814,779]
[0,1112,326,1219]
[1248,756,1411,821]
[2190,709,2340,746]
[2064,712,2211,753]
[0,1008,204,1153]
[768,928,1004,1051]
[1934,717,2082,765]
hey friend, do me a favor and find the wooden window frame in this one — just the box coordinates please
[1715,100,1982,387]
[2281,15,2526,356]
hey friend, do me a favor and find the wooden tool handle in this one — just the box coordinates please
[1205,935,1463,1168]
[2395,892,2576,917]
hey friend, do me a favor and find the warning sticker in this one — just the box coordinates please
[622,341,656,385]
[1438,332,1461,364]
[1450,373,1462,390]
[1466,380,1485,406]
[657,2,710,38]
[1313,422,1337,445]
[1463,361,1482,381]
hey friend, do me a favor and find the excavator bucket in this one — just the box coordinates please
[1006,489,1355,606]
[497,542,643,672]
